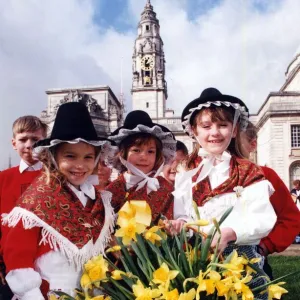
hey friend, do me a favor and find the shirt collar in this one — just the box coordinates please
[19,160,43,173]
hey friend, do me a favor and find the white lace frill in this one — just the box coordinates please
[33,138,118,168]
[110,124,176,164]
[2,190,116,271]
[182,101,249,136]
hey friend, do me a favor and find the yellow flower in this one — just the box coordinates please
[268,282,288,299]
[165,288,179,300]
[185,220,209,227]
[106,245,121,253]
[83,255,108,288]
[111,270,127,280]
[132,280,161,300]
[80,272,92,289]
[178,288,196,300]
[118,201,152,227]
[144,226,162,244]
[152,263,179,286]
[115,217,147,245]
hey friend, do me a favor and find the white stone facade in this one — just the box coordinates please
[41,86,123,137]
[252,57,300,188]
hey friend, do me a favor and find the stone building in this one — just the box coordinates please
[252,53,300,188]
[40,86,123,137]
[131,0,194,151]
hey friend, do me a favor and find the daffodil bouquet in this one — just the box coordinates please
[53,201,296,300]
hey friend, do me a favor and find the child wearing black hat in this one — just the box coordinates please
[174,88,277,299]
[2,102,116,299]
[106,110,183,230]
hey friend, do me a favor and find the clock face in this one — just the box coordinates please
[141,55,154,71]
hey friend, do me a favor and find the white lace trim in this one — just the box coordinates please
[33,138,118,168]
[182,101,249,136]
[2,190,115,271]
[110,124,176,164]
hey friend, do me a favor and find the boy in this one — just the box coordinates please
[0,115,47,298]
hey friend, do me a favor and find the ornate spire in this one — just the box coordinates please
[141,0,158,22]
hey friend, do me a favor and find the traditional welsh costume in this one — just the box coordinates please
[174,88,277,300]
[2,102,116,299]
[106,110,176,222]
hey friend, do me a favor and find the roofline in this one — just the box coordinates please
[45,85,121,108]
[256,91,300,115]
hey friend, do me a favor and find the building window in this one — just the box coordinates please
[146,102,149,108]
[291,125,300,147]
[145,25,150,31]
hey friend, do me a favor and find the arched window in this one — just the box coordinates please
[289,161,300,189]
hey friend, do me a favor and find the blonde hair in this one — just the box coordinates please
[38,142,99,187]
[12,116,48,138]
[186,107,245,170]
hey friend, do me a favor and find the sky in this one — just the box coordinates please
[1,0,300,169]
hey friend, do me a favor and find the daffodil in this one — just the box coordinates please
[89,296,111,300]
[178,288,196,300]
[268,282,288,299]
[165,288,179,300]
[184,270,215,300]
[185,220,209,227]
[132,280,161,300]
[118,200,152,227]
[106,245,121,253]
[144,226,162,244]
[115,217,147,245]
[80,272,92,289]
[152,263,179,286]
[111,270,127,280]
[84,255,108,287]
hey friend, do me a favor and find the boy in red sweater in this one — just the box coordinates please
[0,116,47,298]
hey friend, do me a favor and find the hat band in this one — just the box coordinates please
[182,101,249,137]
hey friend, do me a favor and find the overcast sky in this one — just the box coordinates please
[1,0,300,169]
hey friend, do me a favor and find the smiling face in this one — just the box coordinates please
[12,129,45,165]
[163,150,187,183]
[55,142,96,188]
[192,109,235,156]
[126,139,157,174]
[98,161,112,184]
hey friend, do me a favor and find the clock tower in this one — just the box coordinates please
[131,0,167,119]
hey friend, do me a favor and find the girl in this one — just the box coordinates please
[106,110,178,224]
[2,102,116,299]
[174,88,277,299]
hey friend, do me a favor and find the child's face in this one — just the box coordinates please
[163,150,187,183]
[98,161,112,183]
[12,129,45,165]
[56,142,96,188]
[193,112,235,155]
[126,139,157,174]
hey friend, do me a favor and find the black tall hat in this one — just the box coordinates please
[34,102,110,151]
[110,110,176,164]
[181,87,249,136]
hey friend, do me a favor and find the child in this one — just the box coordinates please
[0,115,47,298]
[2,102,116,299]
[174,88,277,299]
[163,140,188,184]
[97,161,112,191]
[106,110,177,224]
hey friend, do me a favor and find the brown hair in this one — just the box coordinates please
[293,180,300,187]
[119,133,164,172]
[38,142,98,186]
[186,107,245,170]
[12,115,48,138]
[236,121,258,158]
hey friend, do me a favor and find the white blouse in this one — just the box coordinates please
[5,186,114,300]
[174,158,277,245]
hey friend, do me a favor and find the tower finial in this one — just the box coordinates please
[145,0,152,9]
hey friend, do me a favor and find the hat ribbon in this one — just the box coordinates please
[119,157,164,194]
